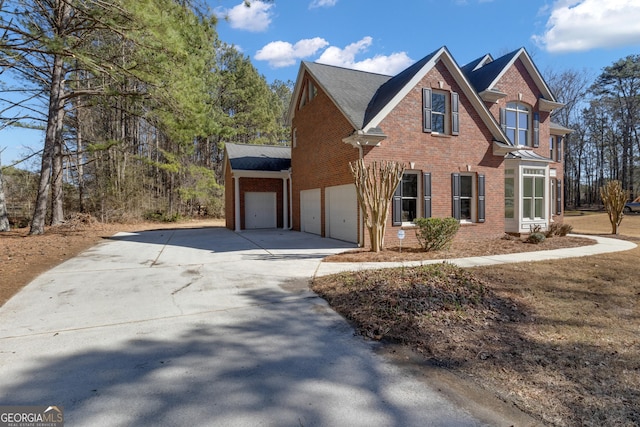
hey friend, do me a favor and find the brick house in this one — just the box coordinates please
[225,46,569,247]
[224,143,291,231]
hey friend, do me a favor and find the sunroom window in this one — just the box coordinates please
[522,168,545,220]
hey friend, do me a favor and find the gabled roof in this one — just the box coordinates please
[225,143,291,172]
[463,48,558,102]
[288,62,391,129]
[361,46,506,142]
[460,54,493,75]
[289,46,565,149]
[362,48,439,126]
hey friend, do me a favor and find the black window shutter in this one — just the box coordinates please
[452,173,461,220]
[451,92,459,136]
[393,181,402,225]
[477,174,486,223]
[422,88,432,133]
[423,172,432,218]
[533,111,540,147]
[556,179,562,215]
[500,108,507,134]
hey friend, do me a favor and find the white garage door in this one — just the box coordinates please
[300,188,321,235]
[326,184,358,243]
[245,192,277,229]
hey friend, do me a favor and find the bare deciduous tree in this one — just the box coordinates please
[350,159,405,252]
[600,180,627,234]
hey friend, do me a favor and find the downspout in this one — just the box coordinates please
[233,175,241,232]
[357,142,365,247]
[288,169,293,230]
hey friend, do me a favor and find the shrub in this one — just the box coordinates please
[545,222,560,238]
[527,232,546,244]
[556,223,573,236]
[413,217,460,252]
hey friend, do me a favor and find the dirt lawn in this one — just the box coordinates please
[313,212,640,426]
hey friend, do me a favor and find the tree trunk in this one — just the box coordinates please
[51,119,65,225]
[0,158,10,232]
[30,50,67,234]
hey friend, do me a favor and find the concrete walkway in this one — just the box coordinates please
[315,234,637,276]
[0,228,634,426]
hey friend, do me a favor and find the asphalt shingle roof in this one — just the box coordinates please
[226,143,291,172]
[463,49,520,92]
[363,49,440,126]
[303,61,392,129]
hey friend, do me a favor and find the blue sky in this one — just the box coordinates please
[3,0,640,167]
[211,0,640,82]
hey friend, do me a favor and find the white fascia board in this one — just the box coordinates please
[286,64,308,125]
[487,48,557,102]
[232,170,290,179]
[539,98,565,112]
[441,52,507,142]
[364,47,446,129]
[364,48,507,144]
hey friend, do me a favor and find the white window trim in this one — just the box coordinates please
[506,102,531,146]
[401,171,421,225]
[521,167,547,221]
[459,173,476,224]
[431,90,450,135]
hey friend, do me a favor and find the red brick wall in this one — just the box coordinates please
[365,61,505,247]
[485,58,564,222]
[238,178,285,229]
[224,158,234,230]
[291,73,360,236]
[224,160,287,231]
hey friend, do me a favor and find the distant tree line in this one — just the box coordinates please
[546,55,640,209]
[0,0,291,233]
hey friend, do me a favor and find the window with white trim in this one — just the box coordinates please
[400,173,418,222]
[452,173,485,223]
[505,102,529,146]
[423,88,459,135]
[522,168,545,220]
[505,169,515,219]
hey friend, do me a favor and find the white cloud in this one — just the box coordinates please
[316,37,413,75]
[255,36,413,75]
[533,0,640,52]
[218,1,274,32]
[309,0,337,8]
[255,38,330,67]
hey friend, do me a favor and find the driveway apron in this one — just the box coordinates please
[0,227,488,426]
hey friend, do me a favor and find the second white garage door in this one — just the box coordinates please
[300,188,321,235]
[245,192,277,229]
[326,184,358,243]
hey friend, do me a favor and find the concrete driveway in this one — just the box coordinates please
[0,227,508,426]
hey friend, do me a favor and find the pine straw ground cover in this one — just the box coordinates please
[312,213,640,426]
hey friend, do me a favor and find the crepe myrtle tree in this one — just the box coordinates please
[600,180,627,234]
[350,159,405,252]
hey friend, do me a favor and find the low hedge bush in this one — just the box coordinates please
[413,217,460,252]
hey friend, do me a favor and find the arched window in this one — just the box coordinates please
[503,102,531,146]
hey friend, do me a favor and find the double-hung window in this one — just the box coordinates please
[423,88,459,135]
[452,173,485,223]
[522,168,545,220]
[399,173,418,223]
[393,172,432,225]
